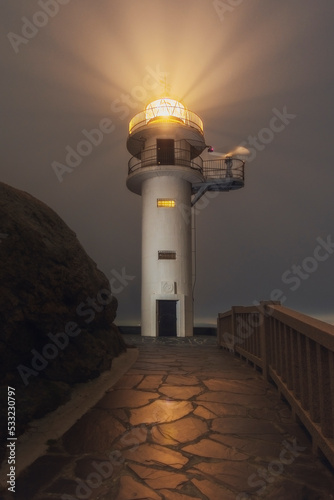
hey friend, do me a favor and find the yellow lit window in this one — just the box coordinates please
[157,199,176,208]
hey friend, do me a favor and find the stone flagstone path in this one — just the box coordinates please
[3,336,334,499]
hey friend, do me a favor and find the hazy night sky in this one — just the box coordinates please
[1,0,334,326]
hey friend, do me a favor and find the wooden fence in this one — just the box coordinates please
[217,301,334,469]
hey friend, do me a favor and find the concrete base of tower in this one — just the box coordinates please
[141,294,193,337]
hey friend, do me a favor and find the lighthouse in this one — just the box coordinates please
[126,98,245,337]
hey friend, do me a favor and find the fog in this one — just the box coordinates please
[1,0,334,325]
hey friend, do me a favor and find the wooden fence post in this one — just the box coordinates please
[259,301,280,382]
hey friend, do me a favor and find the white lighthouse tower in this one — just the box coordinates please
[126,98,245,337]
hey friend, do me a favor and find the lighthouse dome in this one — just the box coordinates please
[145,98,186,125]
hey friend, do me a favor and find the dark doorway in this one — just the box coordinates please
[157,300,177,337]
[157,139,175,165]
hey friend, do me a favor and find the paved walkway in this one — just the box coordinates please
[3,336,334,499]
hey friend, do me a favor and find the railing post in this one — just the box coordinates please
[259,301,280,382]
[217,310,234,350]
[317,344,334,438]
[217,314,221,346]
[259,302,269,381]
[231,306,237,353]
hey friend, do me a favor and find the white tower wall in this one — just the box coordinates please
[141,175,193,337]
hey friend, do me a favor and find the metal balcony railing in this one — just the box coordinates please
[128,147,203,175]
[129,105,204,135]
[202,158,245,182]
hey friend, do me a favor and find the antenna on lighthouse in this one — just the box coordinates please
[159,74,171,96]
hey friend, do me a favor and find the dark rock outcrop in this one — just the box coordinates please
[0,182,126,442]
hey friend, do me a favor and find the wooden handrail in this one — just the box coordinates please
[217,301,334,469]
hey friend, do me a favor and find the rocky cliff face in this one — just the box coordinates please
[0,182,126,441]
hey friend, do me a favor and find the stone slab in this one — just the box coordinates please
[130,399,193,426]
[192,477,236,500]
[114,424,148,450]
[62,409,126,454]
[112,374,144,389]
[197,391,271,407]
[137,374,165,389]
[203,378,266,394]
[159,385,203,400]
[128,463,188,489]
[211,416,281,435]
[193,404,217,419]
[115,475,161,500]
[165,374,199,386]
[189,460,260,492]
[96,388,158,409]
[159,490,202,500]
[210,433,285,459]
[151,416,208,445]
[196,400,247,417]
[123,443,189,469]
[183,438,248,461]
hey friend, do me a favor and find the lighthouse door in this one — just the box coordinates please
[157,139,175,165]
[157,300,177,337]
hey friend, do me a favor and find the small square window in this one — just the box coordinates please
[157,199,176,208]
